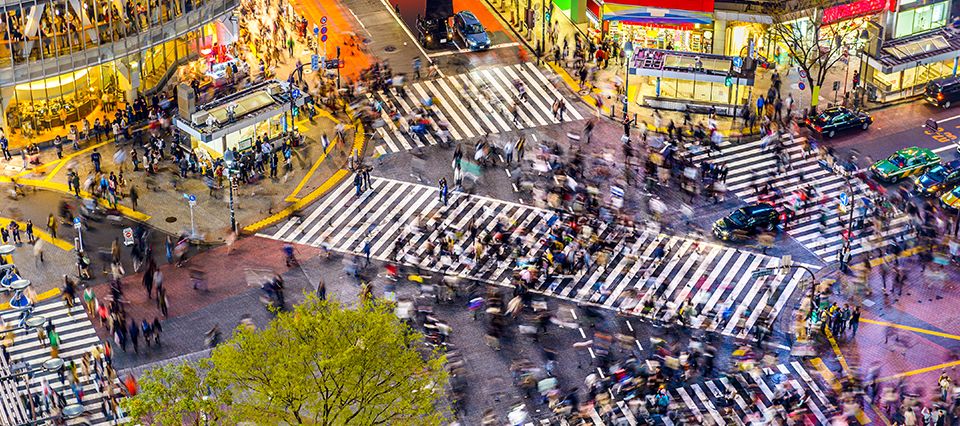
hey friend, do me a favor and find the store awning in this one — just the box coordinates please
[602,0,714,25]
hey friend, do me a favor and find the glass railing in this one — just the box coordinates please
[0,0,236,82]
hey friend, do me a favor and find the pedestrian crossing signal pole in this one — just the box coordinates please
[623,41,634,134]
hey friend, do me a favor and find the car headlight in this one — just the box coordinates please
[467,38,477,46]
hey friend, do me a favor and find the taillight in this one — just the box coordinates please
[939,92,945,101]
[814,125,822,132]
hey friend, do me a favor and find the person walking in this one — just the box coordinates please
[0,130,9,161]
[516,136,526,161]
[850,306,861,337]
[91,148,102,173]
[47,214,57,239]
[438,177,448,206]
[128,319,139,354]
[129,186,139,211]
[25,220,34,243]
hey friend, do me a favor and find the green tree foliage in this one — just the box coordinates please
[121,359,230,425]
[123,295,448,425]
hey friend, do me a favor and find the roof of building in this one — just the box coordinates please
[871,27,960,70]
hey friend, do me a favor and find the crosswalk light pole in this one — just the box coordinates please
[224,150,238,233]
[623,41,634,134]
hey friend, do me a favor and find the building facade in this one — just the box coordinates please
[0,0,238,142]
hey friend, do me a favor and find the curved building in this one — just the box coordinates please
[0,0,238,144]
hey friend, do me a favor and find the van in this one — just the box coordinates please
[925,76,960,108]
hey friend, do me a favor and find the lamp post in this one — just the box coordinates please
[623,41,634,135]
[223,150,238,234]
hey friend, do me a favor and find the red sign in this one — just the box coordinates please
[603,0,714,13]
[587,0,601,19]
[822,0,887,24]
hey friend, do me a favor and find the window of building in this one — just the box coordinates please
[895,1,948,38]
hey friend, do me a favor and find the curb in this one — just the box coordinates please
[0,288,62,310]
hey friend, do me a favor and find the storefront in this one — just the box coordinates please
[863,29,960,101]
[0,19,233,141]
[585,0,716,53]
[175,80,301,159]
[632,48,755,114]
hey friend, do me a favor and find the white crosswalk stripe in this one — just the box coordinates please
[367,63,584,156]
[1,299,126,425]
[691,134,914,261]
[668,362,836,425]
[261,176,808,339]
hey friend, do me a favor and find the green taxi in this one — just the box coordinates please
[870,147,941,183]
[940,186,960,210]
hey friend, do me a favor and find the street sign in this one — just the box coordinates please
[320,26,328,35]
[188,194,196,207]
[832,81,840,91]
[311,54,319,71]
[73,217,81,229]
[292,88,301,99]
[321,34,328,43]
[313,26,319,36]
[122,227,134,246]
[751,269,773,279]
[732,57,743,67]
[320,16,327,24]
[839,192,849,206]
[798,67,807,79]
[798,82,806,90]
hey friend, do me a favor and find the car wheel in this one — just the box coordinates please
[862,122,870,130]
[827,130,836,138]
[946,101,952,109]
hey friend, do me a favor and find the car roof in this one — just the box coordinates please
[821,106,849,115]
[457,11,480,24]
[742,203,774,214]
[944,159,960,170]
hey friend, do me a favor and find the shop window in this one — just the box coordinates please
[895,1,948,38]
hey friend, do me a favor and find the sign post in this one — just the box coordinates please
[122,228,134,246]
[320,16,328,58]
[184,193,197,239]
[73,217,83,250]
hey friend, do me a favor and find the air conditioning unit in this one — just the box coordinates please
[266,84,284,96]
[192,111,210,126]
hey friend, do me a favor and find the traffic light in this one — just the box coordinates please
[724,76,732,87]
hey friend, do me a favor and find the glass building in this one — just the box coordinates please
[0,0,238,143]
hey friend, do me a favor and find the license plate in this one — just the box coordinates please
[440,38,447,43]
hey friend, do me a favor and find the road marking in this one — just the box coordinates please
[932,144,958,154]
[376,0,443,77]
[426,42,521,58]
[285,140,334,202]
[919,112,960,129]
[860,317,960,341]
[0,288,60,310]
[874,358,960,384]
[0,217,74,251]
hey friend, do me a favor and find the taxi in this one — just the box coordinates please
[870,146,941,183]
[940,186,960,210]
[915,159,960,195]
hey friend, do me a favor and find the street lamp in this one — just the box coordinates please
[223,149,238,234]
[623,41,634,134]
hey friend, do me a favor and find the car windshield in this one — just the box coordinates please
[887,154,908,168]
[465,23,484,34]
[728,210,748,226]
[927,165,947,181]
[813,113,834,124]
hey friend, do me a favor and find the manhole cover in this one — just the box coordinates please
[384,45,397,52]
[165,217,177,223]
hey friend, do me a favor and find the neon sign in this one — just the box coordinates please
[822,0,887,24]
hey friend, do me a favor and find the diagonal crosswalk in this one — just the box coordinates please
[1,299,125,425]
[367,62,584,156]
[262,176,809,340]
[690,134,913,262]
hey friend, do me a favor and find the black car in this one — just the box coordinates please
[804,106,873,138]
[416,15,452,49]
[915,159,960,195]
[713,203,780,241]
[926,76,960,108]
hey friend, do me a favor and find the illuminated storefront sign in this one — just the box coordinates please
[822,0,888,24]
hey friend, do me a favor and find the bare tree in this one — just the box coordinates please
[763,0,852,110]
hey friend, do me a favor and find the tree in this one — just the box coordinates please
[763,0,853,109]
[123,295,449,425]
[121,359,230,425]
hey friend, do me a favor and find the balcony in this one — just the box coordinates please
[0,0,237,85]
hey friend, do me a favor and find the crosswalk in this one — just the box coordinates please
[691,134,913,261]
[667,362,837,425]
[1,299,123,425]
[262,176,809,340]
[586,361,837,425]
[366,62,584,156]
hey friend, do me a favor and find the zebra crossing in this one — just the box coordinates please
[1,299,123,425]
[262,176,809,339]
[367,62,584,156]
[667,361,837,425]
[692,134,912,262]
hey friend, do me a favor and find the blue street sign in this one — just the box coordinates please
[188,194,196,202]
[73,217,81,225]
[311,54,319,71]
[313,26,319,36]
[320,26,328,35]
[732,57,743,67]
[839,192,848,206]
[292,88,301,99]
[320,16,327,24]
[798,82,806,90]
[321,34,328,43]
